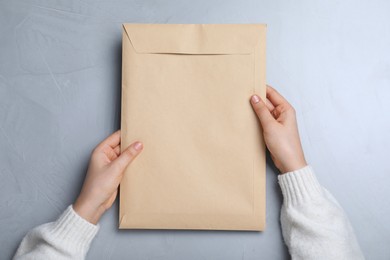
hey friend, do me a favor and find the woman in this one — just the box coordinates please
[13,86,364,260]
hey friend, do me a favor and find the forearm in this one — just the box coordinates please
[14,205,99,260]
[278,166,364,260]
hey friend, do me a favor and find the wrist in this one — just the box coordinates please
[73,196,106,225]
[279,157,307,174]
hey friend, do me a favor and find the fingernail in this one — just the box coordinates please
[133,142,143,151]
[251,95,260,104]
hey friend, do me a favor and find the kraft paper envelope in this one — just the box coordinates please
[120,24,266,231]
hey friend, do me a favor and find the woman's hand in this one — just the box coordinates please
[251,85,307,174]
[73,131,143,224]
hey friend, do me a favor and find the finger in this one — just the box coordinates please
[106,148,119,161]
[271,102,297,125]
[265,98,275,111]
[266,85,291,108]
[102,144,120,160]
[111,141,143,173]
[250,95,275,126]
[113,145,120,156]
[96,130,121,151]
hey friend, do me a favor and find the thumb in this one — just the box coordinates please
[111,141,143,173]
[250,95,275,126]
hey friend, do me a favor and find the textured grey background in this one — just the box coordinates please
[1,0,389,259]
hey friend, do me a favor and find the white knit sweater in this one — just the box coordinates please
[13,166,364,259]
[278,166,364,259]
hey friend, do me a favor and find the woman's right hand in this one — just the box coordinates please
[250,85,307,174]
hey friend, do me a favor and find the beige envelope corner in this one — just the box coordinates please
[120,24,267,231]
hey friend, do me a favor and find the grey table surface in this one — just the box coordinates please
[1,0,389,259]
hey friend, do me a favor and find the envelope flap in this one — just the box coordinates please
[123,24,266,54]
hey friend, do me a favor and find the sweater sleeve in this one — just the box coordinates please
[278,165,364,260]
[13,205,99,260]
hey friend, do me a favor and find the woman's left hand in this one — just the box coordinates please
[73,130,143,224]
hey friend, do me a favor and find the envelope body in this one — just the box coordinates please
[120,24,266,231]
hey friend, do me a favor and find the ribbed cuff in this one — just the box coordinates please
[49,205,99,253]
[278,165,323,207]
